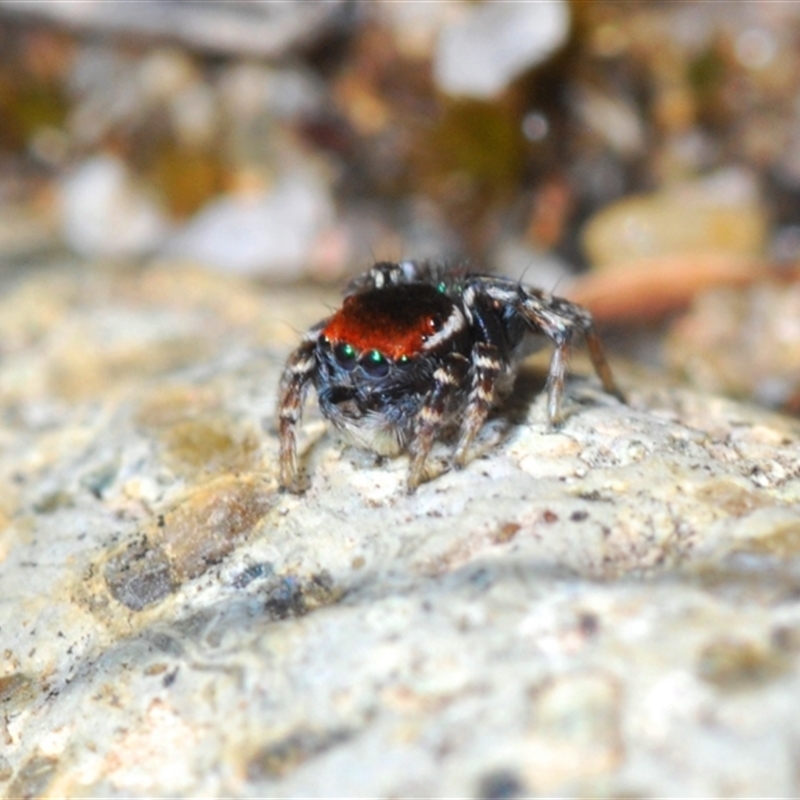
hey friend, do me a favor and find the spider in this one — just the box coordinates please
[278,261,624,493]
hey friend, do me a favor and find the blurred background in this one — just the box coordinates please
[1,0,799,411]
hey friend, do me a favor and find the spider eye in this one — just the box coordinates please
[428,315,443,332]
[334,342,358,370]
[360,349,390,377]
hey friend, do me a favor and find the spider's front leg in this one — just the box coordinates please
[277,326,323,492]
[452,342,503,468]
[407,353,469,493]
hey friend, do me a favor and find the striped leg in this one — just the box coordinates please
[277,325,325,492]
[407,353,468,493]
[475,280,624,427]
[536,304,623,427]
[453,342,502,468]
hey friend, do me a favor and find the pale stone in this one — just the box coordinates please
[582,168,769,270]
[1,262,800,797]
[58,156,170,259]
[434,0,570,99]
[165,169,334,277]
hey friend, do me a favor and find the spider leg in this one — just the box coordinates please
[584,326,624,403]
[474,280,624,427]
[544,332,571,427]
[277,325,324,492]
[407,353,469,493]
[453,342,502,468]
[520,292,624,427]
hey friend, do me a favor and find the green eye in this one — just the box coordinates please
[436,281,447,294]
[334,342,358,369]
[361,349,390,377]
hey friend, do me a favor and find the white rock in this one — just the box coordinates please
[166,169,334,278]
[570,85,646,156]
[58,155,170,259]
[434,0,570,99]
[4,266,800,797]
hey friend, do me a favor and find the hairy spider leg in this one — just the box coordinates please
[477,280,624,427]
[278,322,327,491]
[583,327,625,403]
[539,295,625,420]
[453,342,504,467]
[407,352,469,493]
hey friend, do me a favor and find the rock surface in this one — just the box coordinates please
[3,261,800,796]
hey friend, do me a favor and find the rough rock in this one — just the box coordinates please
[2,261,800,796]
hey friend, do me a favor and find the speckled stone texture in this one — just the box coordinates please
[3,261,800,797]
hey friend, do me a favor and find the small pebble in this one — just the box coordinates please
[582,168,768,270]
[165,168,334,278]
[58,155,170,259]
[433,0,570,99]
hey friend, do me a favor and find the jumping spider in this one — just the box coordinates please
[278,261,623,493]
